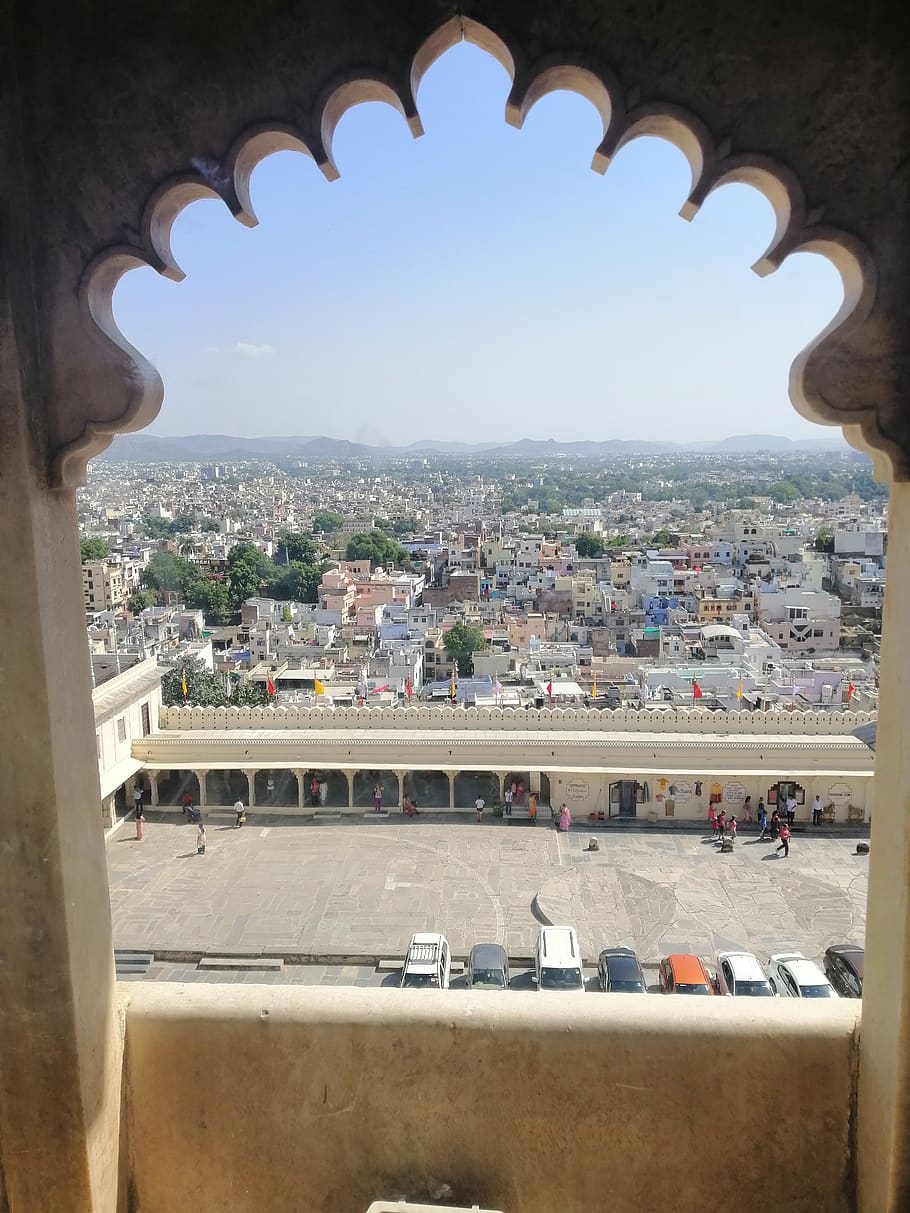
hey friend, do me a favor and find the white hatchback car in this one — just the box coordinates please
[715,951,775,997]
[768,952,839,999]
[400,932,451,990]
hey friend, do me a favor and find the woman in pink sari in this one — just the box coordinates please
[558,803,572,831]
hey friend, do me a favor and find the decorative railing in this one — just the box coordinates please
[158,703,874,737]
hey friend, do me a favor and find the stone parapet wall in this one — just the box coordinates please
[124,984,860,1213]
[159,703,874,736]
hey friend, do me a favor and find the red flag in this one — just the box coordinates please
[266,675,276,697]
[847,681,855,701]
[546,680,553,699]
[406,677,412,701]
[692,679,703,700]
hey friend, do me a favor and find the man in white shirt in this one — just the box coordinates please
[785,794,797,826]
[475,796,485,823]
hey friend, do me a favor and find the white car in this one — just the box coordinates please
[715,951,775,997]
[768,953,839,999]
[533,926,585,993]
[399,932,451,990]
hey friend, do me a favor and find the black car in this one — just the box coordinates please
[824,944,864,999]
[466,943,510,990]
[597,947,647,994]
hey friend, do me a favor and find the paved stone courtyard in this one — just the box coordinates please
[106,813,867,969]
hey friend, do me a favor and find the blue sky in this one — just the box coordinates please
[113,43,843,445]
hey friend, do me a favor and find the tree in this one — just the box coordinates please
[444,621,487,676]
[272,562,321,603]
[345,530,407,570]
[199,517,221,533]
[649,530,680,548]
[128,588,158,614]
[230,680,269,707]
[187,579,231,624]
[161,656,227,707]
[606,534,631,548]
[274,531,319,566]
[142,551,192,593]
[814,528,835,554]
[575,532,605,558]
[80,537,110,562]
[312,510,345,533]
[226,542,276,609]
[391,516,419,536]
[141,516,174,539]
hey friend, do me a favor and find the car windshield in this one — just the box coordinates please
[735,980,774,997]
[801,984,837,998]
[675,983,712,994]
[471,969,506,988]
[540,967,583,990]
[609,979,645,992]
[401,973,437,989]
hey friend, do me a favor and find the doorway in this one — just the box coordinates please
[609,780,639,818]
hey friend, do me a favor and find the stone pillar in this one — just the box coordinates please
[101,793,117,830]
[244,769,256,807]
[295,769,306,811]
[858,480,910,1213]
[148,770,159,806]
[497,772,506,803]
[194,770,208,808]
[448,772,456,810]
[345,771,354,810]
[396,770,406,812]
[0,402,120,1208]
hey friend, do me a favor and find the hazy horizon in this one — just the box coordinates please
[112,43,844,446]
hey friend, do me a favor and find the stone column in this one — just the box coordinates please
[345,771,355,810]
[101,793,117,830]
[0,401,120,1209]
[396,770,406,811]
[244,769,256,807]
[497,772,506,803]
[194,770,208,808]
[448,772,456,810]
[148,770,159,806]
[858,480,910,1213]
[295,769,306,811]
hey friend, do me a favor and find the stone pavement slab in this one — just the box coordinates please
[106,814,868,967]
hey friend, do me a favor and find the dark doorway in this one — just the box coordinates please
[609,780,639,818]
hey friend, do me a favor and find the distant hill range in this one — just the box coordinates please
[99,431,849,462]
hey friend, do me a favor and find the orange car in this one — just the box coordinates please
[658,953,715,995]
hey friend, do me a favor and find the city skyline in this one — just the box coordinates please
[113,43,845,447]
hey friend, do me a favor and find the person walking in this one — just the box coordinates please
[373,784,383,814]
[528,790,538,820]
[504,784,513,816]
[776,821,790,858]
[812,795,823,826]
[558,803,571,832]
[196,821,206,854]
[757,797,765,826]
[134,800,144,840]
[266,774,276,803]
[310,776,320,808]
[181,791,193,821]
[770,808,781,839]
[728,815,737,842]
[133,781,143,815]
[716,809,727,841]
[743,795,753,824]
[234,799,246,828]
[785,794,797,826]
[474,794,485,823]
[757,803,769,840]
[711,812,719,841]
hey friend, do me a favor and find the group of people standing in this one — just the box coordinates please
[710,790,825,858]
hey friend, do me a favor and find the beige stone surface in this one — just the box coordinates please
[124,983,859,1213]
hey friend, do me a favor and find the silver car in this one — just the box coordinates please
[715,951,775,997]
[466,943,510,990]
[768,953,839,999]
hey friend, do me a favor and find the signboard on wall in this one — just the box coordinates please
[827,782,853,808]
[566,781,589,800]
[723,781,747,804]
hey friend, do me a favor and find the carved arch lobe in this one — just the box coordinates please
[56,15,884,487]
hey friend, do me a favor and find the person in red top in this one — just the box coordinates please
[776,822,791,857]
[716,809,727,840]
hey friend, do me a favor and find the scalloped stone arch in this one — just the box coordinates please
[54,14,887,487]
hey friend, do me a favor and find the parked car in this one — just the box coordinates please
[658,954,715,995]
[597,947,647,993]
[533,926,585,992]
[768,953,839,999]
[466,943,510,990]
[400,932,451,989]
[715,951,775,997]
[824,944,864,999]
